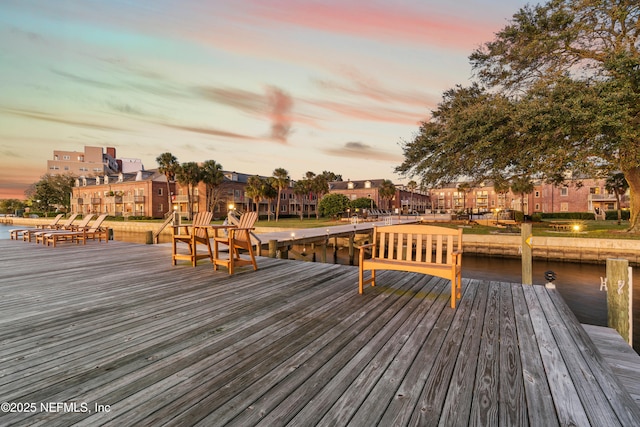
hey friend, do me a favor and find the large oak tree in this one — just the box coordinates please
[397,0,640,231]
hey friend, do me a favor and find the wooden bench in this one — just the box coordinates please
[358,224,463,308]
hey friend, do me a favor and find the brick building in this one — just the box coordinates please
[329,179,430,213]
[71,170,173,219]
[428,177,628,215]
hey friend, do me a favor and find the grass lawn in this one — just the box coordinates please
[456,220,640,240]
[253,217,344,228]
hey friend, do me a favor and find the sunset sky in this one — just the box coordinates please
[0,0,531,199]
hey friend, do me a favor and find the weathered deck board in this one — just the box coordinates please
[0,239,639,426]
[583,324,640,404]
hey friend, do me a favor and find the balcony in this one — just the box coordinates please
[123,195,146,203]
[588,193,617,202]
[104,196,123,204]
[91,198,101,204]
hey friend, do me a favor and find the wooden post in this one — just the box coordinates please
[348,234,355,266]
[333,237,338,263]
[268,240,278,258]
[606,258,632,345]
[320,238,327,263]
[145,230,154,245]
[280,246,289,260]
[521,223,532,285]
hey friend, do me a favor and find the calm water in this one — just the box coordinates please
[2,224,637,352]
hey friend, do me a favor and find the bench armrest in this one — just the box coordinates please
[357,242,375,251]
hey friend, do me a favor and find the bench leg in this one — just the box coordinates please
[358,268,376,294]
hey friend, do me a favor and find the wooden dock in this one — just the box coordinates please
[1,239,639,426]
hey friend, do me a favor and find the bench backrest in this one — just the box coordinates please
[371,224,462,265]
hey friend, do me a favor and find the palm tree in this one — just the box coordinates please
[201,160,225,213]
[271,168,290,222]
[176,162,202,220]
[312,173,330,219]
[292,180,307,220]
[262,179,277,221]
[156,152,179,214]
[605,172,629,225]
[245,175,265,213]
[303,171,316,219]
[379,179,396,211]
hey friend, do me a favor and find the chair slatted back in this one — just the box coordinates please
[72,214,94,230]
[87,214,109,232]
[233,212,258,242]
[192,212,213,238]
[58,213,79,228]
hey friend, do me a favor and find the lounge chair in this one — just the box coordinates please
[9,214,64,240]
[35,214,93,245]
[172,212,214,267]
[21,213,80,242]
[43,214,108,247]
[211,211,258,274]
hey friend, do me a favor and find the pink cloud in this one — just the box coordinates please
[246,0,501,51]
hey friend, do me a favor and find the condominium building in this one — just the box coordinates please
[70,170,173,219]
[329,179,430,213]
[48,146,120,176]
[428,177,628,215]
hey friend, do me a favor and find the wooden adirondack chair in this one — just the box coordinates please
[211,211,258,275]
[172,211,214,267]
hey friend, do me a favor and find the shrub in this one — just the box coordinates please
[539,212,596,220]
[605,210,630,221]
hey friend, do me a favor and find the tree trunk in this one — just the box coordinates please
[166,182,172,214]
[624,166,640,232]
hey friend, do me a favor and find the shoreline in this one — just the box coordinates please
[6,217,640,266]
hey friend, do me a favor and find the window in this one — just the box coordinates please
[158,188,163,196]
[535,191,540,198]
[364,181,371,189]
[560,187,568,196]
[589,187,600,195]
[561,202,569,211]
[78,156,84,161]
[158,204,164,212]
[63,155,70,160]
[347,181,355,189]
[64,166,69,171]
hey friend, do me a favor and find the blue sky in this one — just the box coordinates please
[0,0,531,198]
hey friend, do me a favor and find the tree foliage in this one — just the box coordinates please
[605,172,630,224]
[271,168,290,222]
[156,152,179,214]
[201,160,225,213]
[0,199,26,215]
[378,179,397,210]
[397,0,640,231]
[318,193,350,218]
[350,197,375,210]
[25,173,75,213]
[175,162,202,219]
